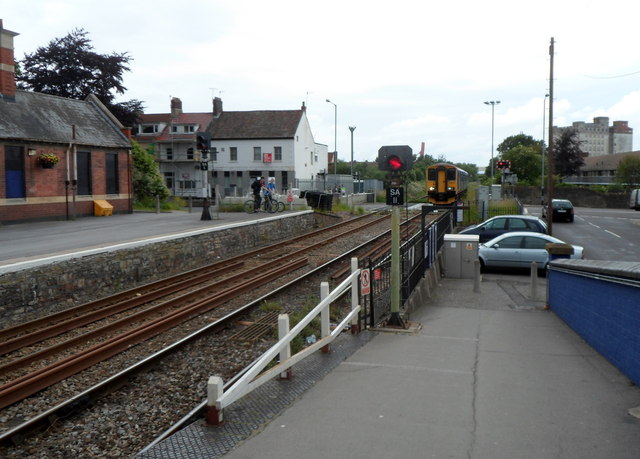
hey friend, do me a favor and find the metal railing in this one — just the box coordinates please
[369,207,453,326]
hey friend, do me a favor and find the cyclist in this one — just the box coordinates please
[262,178,276,210]
[251,176,263,212]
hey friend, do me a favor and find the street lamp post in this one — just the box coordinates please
[326,99,337,190]
[541,94,549,203]
[484,100,500,194]
[349,126,356,186]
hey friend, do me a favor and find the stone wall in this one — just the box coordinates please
[0,212,337,327]
[513,186,628,208]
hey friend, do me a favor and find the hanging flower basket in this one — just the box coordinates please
[37,153,60,169]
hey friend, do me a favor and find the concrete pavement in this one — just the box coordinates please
[219,275,640,459]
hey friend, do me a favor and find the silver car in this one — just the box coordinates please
[479,232,584,271]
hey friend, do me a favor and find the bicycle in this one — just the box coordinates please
[244,196,277,214]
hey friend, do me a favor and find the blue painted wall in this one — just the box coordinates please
[549,266,640,386]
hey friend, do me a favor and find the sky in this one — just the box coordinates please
[3,0,640,167]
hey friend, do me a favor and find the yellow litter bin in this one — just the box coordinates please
[94,200,113,217]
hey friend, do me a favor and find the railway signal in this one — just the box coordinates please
[196,132,211,156]
[377,145,413,172]
[377,145,413,328]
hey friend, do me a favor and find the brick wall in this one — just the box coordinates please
[1,144,132,222]
[548,261,640,386]
[0,212,334,326]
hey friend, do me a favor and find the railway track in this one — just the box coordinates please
[0,209,429,453]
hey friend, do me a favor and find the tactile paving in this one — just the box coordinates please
[136,331,376,458]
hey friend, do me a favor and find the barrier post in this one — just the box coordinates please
[320,282,330,353]
[351,258,360,334]
[530,262,538,299]
[278,314,292,380]
[206,376,224,425]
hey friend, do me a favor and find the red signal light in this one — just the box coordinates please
[388,155,403,171]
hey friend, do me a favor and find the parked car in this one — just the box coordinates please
[542,199,574,222]
[630,189,640,210]
[458,215,547,243]
[479,232,584,271]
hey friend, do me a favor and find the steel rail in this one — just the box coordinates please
[1,215,388,370]
[0,213,383,344]
[0,213,417,448]
[0,257,308,410]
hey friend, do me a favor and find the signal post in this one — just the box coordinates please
[196,132,212,221]
[377,145,413,328]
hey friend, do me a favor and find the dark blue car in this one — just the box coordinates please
[458,215,548,243]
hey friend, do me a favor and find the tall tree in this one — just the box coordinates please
[497,133,542,155]
[553,129,585,177]
[17,28,144,127]
[502,145,541,185]
[615,155,640,189]
[131,140,169,203]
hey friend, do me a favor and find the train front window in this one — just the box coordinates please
[428,169,437,180]
[446,168,456,181]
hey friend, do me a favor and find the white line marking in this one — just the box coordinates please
[604,230,621,238]
[588,222,601,229]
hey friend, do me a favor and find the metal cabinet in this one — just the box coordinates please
[443,234,479,279]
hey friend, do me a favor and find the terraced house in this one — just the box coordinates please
[134,97,328,199]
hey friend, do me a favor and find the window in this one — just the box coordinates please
[77,151,92,196]
[485,218,507,230]
[171,126,178,133]
[274,146,282,161]
[446,167,456,181]
[211,148,218,162]
[187,148,194,160]
[4,145,25,198]
[496,236,523,249]
[141,125,158,134]
[254,147,262,161]
[105,153,119,195]
[164,172,174,189]
[166,147,173,160]
[179,180,196,189]
[508,218,528,230]
[230,147,238,161]
[523,237,548,249]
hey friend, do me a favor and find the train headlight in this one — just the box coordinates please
[428,186,435,191]
[447,187,453,191]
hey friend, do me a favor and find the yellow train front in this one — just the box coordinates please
[426,163,469,205]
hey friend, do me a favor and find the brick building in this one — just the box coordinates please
[0,20,132,223]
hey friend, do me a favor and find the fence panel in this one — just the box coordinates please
[369,207,453,327]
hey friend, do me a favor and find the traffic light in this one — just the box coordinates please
[196,132,211,152]
[378,145,413,172]
[497,159,511,170]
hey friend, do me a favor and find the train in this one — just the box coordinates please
[426,163,469,205]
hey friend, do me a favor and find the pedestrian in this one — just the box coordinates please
[251,176,262,212]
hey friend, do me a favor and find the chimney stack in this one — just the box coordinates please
[0,19,18,101]
[170,97,183,117]
[213,97,223,118]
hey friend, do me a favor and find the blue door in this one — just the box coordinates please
[5,146,25,198]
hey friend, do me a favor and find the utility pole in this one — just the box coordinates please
[546,38,555,236]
